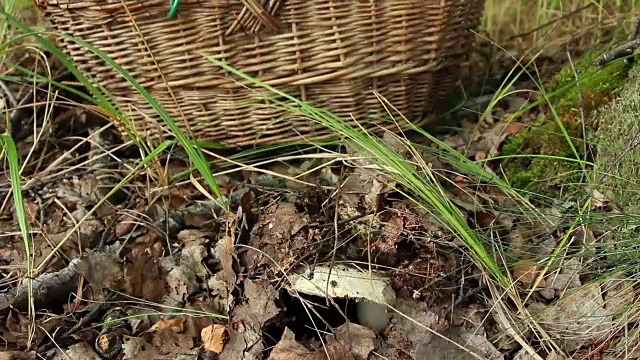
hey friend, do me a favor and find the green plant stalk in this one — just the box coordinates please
[0,133,35,345]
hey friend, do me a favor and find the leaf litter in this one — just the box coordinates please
[0,48,636,360]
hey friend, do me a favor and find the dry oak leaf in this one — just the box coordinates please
[124,247,166,302]
[201,324,229,354]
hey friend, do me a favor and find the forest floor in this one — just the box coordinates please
[1,1,640,360]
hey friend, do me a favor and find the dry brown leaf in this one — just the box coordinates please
[177,229,211,247]
[24,201,39,227]
[150,318,184,333]
[371,212,404,265]
[340,166,394,215]
[247,202,309,270]
[334,322,376,360]
[454,175,471,188]
[122,336,160,359]
[591,189,610,208]
[115,214,137,238]
[148,328,195,355]
[243,279,280,326]
[269,327,354,360]
[513,263,547,287]
[124,247,166,302]
[54,342,102,360]
[75,251,124,290]
[0,351,36,360]
[201,324,229,354]
[180,244,208,278]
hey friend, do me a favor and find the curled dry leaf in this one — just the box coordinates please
[201,324,229,354]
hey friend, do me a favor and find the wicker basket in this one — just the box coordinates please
[38,0,485,147]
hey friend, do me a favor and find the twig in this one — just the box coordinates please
[36,294,113,353]
[0,78,18,108]
[593,39,640,68]
[0,258,81,312]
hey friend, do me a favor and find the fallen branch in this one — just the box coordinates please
[593,39,640,68]
[0,258,81,312]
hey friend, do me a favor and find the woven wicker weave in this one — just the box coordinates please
[39,0,485,147]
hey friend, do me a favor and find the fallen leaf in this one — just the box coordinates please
[371,211,403,265]
[180,244,208,278]
[0,351,36,360]
[334,322,376,360]
[340,166,394,215]
[591,189,610,208]
[201,324,229,353]
[603,278,637,318]
[151,318,184,333]
[383,299,449,359]
[547,257,581,291]
[206,275,234,315]
[24,201,39,227]
[122,336,159,359]
[269,327,354,360]
[124,247,166,302]
[165,266,195,304]
[528,283,614,352]
[218,328,256,360]
[53,342,102,360]
[75,251,124,290]
[456,330,503,360]
[247,202,309,270]
[147,328,195,356]
[454,175,471,188]
[115,213,138,238]
[243,279,279,326]
[513,263,547,287]
[177,229,211,247]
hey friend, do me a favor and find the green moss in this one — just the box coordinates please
[501,48,633,199]
[549,52,629,117]
[592,62,640,214]
[502,117,585,197]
